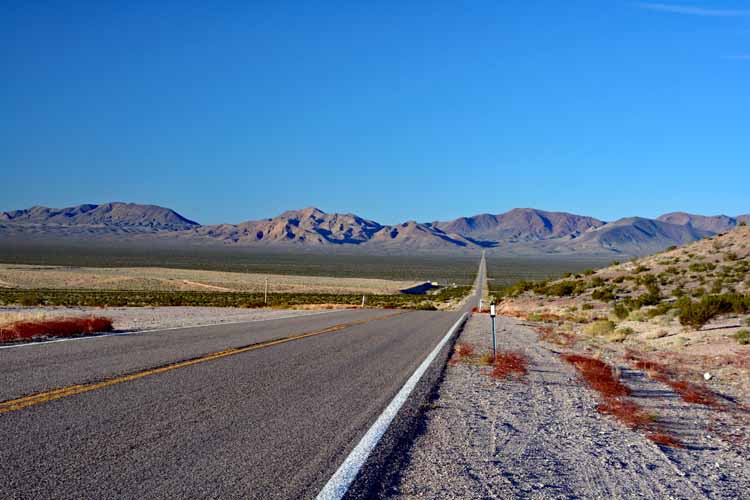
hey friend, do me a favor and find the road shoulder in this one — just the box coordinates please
[386,313,750,499]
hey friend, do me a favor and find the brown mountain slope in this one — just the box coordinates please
[657,212,739,234]
[0,202,198,231]
[432,208,605,243]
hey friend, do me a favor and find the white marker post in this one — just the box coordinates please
[490,302,497,358]
[361,295,366,308]
[265,278,269,305]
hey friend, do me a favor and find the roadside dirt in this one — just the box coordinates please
[0,306,317,332]
[388,314,750,499]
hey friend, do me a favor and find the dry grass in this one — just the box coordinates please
[0,263,416,295]
[454,343,475,359]
[0,311,58,328]
[628,354,719,407]
[562,354,630,399]
[562,353,682,447]
[490,351,529,379]
[0,316,113,343]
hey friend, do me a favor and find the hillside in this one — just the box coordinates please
[496,224,750,397]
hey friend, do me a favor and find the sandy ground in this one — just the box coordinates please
[0,306,319,332]
[0,263,416,294]
[388,314,750,499]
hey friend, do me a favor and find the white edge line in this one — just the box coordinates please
[315,311,468,500]
[0,309,352,351]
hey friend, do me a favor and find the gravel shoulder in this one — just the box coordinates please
[388,314,750,499]
[0,305,319,332]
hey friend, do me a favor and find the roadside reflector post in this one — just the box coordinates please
[362,295,366,308]
[490,302,497,358]
[479,299,483,312]
[265,278,269,305]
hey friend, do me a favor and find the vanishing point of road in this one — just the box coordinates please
[1,255,486,499]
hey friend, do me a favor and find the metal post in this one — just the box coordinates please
[362,295,366,308]
[490,302,497,358]
[264,278,269,305]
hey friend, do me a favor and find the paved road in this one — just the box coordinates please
[1,257,484,499]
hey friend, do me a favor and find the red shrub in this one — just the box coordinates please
[628,355,719,408]
[0,317,114,343]
[563,353,683,447]
[454,343,475,359]
[597,399,651,429]
[661,379,718,407]
[491,351,529,379]
[562,354,630,399]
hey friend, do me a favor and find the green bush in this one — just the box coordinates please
[591,287,616,302]
[542,280,581,297]
[678,294,750,329]
[613,302,630,320]
[734,330,750,345]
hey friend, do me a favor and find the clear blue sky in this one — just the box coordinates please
[2,1,749,225]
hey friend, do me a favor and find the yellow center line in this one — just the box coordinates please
[0,311,405,415]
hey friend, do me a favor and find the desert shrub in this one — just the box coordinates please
[613,302,630,320]
[633,284,661,308]
[691,287,706,298]
[633,265,650,274]
[581,303,595,310]
[678,294,750,329]
[18,292,43,307]
[740,221,748,227]
[627,310,646,322]
[590,276,605,287]
[0,317,113,343]
[592,287,616,303]
[646,302,674,319]
[612,276,625,284]
[454,343,475,358]
[584,319,616,336]
[490,351,529,379]
[672,287,685,298]
[583,269,595,276]
[735,330,750,345]
[666,245,678,252]
[542,280,581,297]
[689,262,717,273]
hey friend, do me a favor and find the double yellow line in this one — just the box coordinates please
[0,311,403,415]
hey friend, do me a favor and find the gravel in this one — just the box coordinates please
[388,314,750,499]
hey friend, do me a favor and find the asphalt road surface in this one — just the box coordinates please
[1,256,484,499]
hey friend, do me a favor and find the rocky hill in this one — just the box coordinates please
[0,202,198,232]
[1,202,747,256]
[430,208,605,244]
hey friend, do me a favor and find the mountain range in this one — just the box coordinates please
[1,202,747,256]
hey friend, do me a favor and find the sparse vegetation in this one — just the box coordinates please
[0,287,472,310]
[735,330,750,345]
[584,320,616,337]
